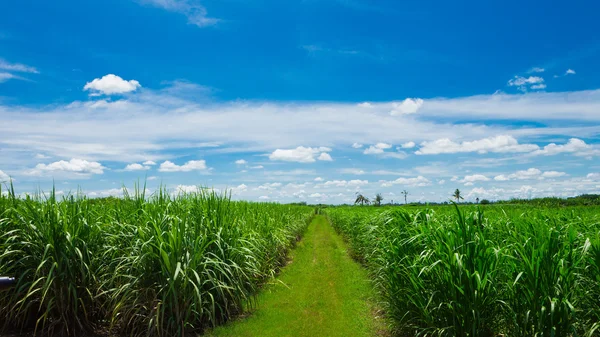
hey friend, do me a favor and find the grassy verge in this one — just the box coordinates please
[206,215,386,337]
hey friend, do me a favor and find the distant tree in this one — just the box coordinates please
[476,197,479,204]
[480,199,491,205]
[374,193,383,207]
[453,189,464,203]
[355,193,370,206]
[401,190,409,204]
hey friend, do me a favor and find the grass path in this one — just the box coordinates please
[206,215,385,337]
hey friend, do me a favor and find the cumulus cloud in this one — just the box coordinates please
[318,152,333,161]
[390,98,424,115]
[566,69,576,75]
[352,143,363,149]
[381,176,430,187]
[314,177,323,182]
[84,74,141,95]
[507,76,544,88]
[250,165,263,169]
[323,179,368,187]
[124,163,151,171]
[531,138,593,156]
[258,195,270,200]
[269,146,332,163]
[530,84,546,90]
[230,183,247,195]
[494,168,566,181]
[158,160,207,172]
[257,182,282,190]
[416,135,538,155]
[235,159,247,165]
[460,174,490,184]
[26,158,105,176]
[363,143,392,154]
[529,67,545,73]
[401,141,416,149]
[143,160,157,165]
[175,185,202,194]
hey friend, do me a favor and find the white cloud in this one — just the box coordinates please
[438,179,446,185]
[401,141,416,149]
[352,143,363,149]
[0,72,20,83]
[158,160,207,172]
[175,185,201,194]
[269,146,332,163]
[460,174,490,184]
[258,195,270,200]
[566,69,576,75]
[493,168,566,181]
[124,163,151,171]
[416,135,538,155]
[340,168,365,175]
[381,176,430,187]
[235,159,247,165]
[495,168,541,181]
[3,87,600,167]
[390,98,423,115]
[250,165,264,169]
[26,158,105,176]
[139,0,219,27]
[314,177,323,182]
[0,58,39,73]
[0,170,10,182]
[363,143,392,154]
[531,138,593,156]
[35,153,50,159]
[147,176,158,180]
[508,76,544,87]
[529,67,545,73]
[323,179,368,187]
[309,193,323,198]
[531,84,546,90]
[231,184,247,195]
[357,102,372,108]
[257,182,282,190]
[541,171,566,178]
[143,160,157,165]
[83,74,141,95]
[318,152,333,161]
[587,173,600,180]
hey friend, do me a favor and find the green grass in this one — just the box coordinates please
[207,215,386,337]
[0,185,313,336]
[324,204,600,337]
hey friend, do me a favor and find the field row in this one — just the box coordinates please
[325,205,600,336]
[0,188,313,336]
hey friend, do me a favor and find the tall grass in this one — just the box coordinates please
[325,204,600,336]
[0,184,312,336]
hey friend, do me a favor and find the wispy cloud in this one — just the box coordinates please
[138,0,219,27]
[0,58,39,74]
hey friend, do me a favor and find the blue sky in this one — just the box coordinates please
[1,0,599,203]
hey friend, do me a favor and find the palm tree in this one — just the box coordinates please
[453,189,464,203]
[355,193,370,206]
[374,193,383,207]
[401,190,408,204]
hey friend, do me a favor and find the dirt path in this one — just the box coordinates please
[206,215,385,337]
